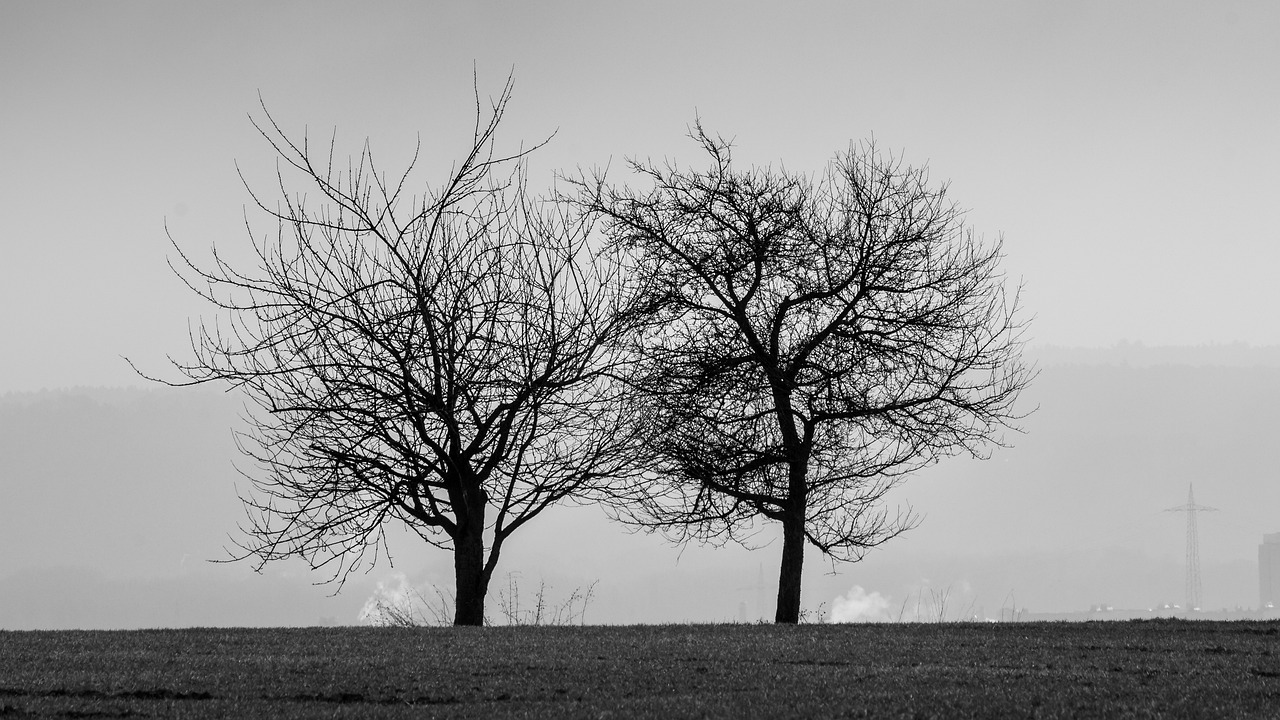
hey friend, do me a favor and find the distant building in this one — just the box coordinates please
[1260,533,1280,609]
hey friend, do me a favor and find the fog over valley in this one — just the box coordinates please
[3,345,1277,628]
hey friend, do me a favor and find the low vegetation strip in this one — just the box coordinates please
[1,621,1277,718]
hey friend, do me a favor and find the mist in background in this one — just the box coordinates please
[2,1,1279,627]
[3,345,1278,628]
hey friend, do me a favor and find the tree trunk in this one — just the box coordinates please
[775,511,805,623]
[452,518,489,626]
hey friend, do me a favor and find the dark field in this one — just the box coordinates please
[2,621,1279,718]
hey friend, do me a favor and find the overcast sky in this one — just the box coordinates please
[3,1,1279,392]
[3,2,1279,627]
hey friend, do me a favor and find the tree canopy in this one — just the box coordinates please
[152,78,638,625]
[148,81,1032,625]
[575,125,1033,622]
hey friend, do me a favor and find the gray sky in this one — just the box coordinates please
[3,1,1279,392]
[2,2,1279,627]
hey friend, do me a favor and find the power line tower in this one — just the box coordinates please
[1165,484,1217,612]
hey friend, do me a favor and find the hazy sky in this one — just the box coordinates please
[3,2,1280,628]
[3,1,1279,392]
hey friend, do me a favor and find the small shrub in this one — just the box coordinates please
[358,572,597,627]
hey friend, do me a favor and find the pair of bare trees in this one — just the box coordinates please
[155,79,1030,625]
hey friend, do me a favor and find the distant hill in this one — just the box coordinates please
[2,346,1278,627]
[1029,342,1280,368]
[0,387,371,628]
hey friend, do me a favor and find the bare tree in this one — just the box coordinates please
[144,78,637,625]
[574,125,1033,623]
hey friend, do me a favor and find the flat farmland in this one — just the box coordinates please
[2,621,1278,718]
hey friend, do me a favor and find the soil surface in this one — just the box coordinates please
[2,620,1278,718]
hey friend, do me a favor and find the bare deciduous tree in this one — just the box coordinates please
[575,125,1033,623]
[145,78,636,625]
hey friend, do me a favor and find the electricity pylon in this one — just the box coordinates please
[1165,484,1217,612]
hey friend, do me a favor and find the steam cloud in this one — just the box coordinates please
[358,573,417,626]
[830,585,892,623]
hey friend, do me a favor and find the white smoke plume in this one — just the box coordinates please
[358,573,425,627]
[829,585,892,623]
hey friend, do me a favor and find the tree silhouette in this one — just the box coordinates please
[147,78,637,625]
[575,125,1033,623]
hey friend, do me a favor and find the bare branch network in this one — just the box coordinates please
[145,77,1031,625]
[153,77,643,625]
[570,124,1032,622]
